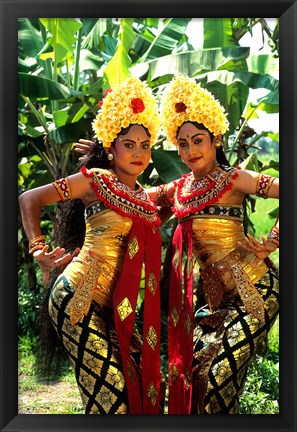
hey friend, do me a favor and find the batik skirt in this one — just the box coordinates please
[192,267,279,414]
[49,274,142,414]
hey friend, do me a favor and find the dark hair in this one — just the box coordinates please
[176,121,230,167]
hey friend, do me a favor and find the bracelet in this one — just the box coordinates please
[267,226,279,247]
[156,184,172,208]
[29,244,46,254]
[29,235,46,254]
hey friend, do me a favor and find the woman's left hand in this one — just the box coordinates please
[238,234,277,267]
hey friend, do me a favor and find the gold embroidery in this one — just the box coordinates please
[146,325,157,350]
[128,236,139,259]
[169,363,179,384]
[98,385,117,413]
[184,369,191,390]
[117,297,133,321]
[171,306,179,328]
[184,314,192,336]
[68,250,105,326]
[231,263,265,322]
[147,382,158,406]
[148,272,157,295]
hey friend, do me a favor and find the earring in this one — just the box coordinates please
[107,153,114,161]
[215,141,221,148]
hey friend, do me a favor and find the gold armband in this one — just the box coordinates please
[156,184,171,208]
[255,174,275,199]
[52,178,72,202]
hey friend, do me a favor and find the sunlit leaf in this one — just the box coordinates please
[203,18,238,48]
[238,153,260,171]
[268,206,279,218]
[248,54,279,75]
[40,18,82,60]
[79,49,104,71]
[140,18,191,62]
[148,47,250,81]
[104,18,135,88]
[81,18,107,49]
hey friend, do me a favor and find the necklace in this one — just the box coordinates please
[172,165,239,219]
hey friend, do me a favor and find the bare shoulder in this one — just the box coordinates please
[232,169,260,195]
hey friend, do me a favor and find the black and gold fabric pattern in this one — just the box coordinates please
[192,267,279,414]
[49,274,143,414]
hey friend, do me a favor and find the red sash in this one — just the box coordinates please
[113,221,162,414]
[168,219,194,414]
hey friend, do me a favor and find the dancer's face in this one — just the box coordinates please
[177,122,217,175]
[107,124,151,186]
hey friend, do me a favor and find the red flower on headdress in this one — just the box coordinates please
[104,88,113,98]
[131,98,145,114]
[98,88,113,108]
[175,102,187,113]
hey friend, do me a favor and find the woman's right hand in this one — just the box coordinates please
[73,139,93,160]
[33,245,80,284]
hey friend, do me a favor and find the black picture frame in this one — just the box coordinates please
[1,1,296,431]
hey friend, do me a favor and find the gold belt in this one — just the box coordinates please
[68,249,109,325]
[200,248,266,322]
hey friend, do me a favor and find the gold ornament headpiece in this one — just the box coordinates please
[161,75,229,146]
[92,77,160,148]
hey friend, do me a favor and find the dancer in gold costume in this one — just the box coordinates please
[73,75,279,414]
[19,77,164,414]
[154,75,279,414]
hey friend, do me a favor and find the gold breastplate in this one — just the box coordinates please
[63,208,132,308]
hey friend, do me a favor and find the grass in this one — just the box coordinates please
[18,337,84,414]
[239,316,279,414]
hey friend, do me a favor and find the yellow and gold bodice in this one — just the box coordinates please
[172,165,269,320]
[63,206,132,308]
[63,167,160,312]
[191,207,268,293]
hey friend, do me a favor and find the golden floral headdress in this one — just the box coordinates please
[161,75,229,146]
[92,77,160,148]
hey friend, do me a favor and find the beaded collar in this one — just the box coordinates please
[172,164,239,219]
[81,166,160,226]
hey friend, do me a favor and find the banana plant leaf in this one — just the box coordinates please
[148,47,250,82]
[39,18,82,64]
[140,18,192,62]
[203,18,238,48]
[81,18,107,49]
[104,18,135,88]
[18,73,72,99]
[247,54,279,75]
[151,147,190,183]
[18,18,44,58]
[47,118,92,145]
[196,70,279,93]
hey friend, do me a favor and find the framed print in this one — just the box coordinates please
[1,0,296,431]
